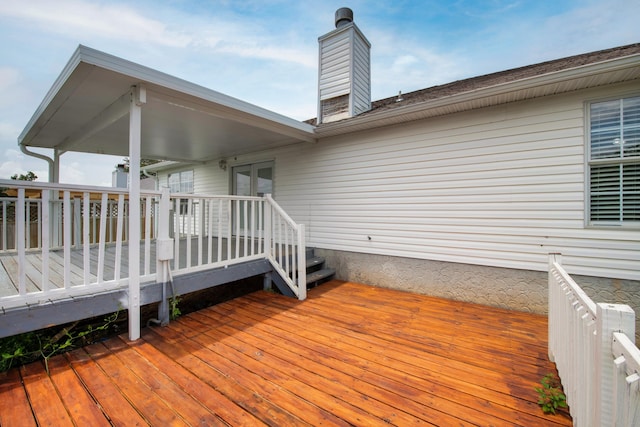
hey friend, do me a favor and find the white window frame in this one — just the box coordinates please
[586,94,640,228]
[167,170,194,194]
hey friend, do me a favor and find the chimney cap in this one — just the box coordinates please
[335,7,353,28]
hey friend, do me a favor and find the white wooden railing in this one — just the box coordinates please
[548,253,639,426]
[0,180,307,315]
[164,192,306,299]
[0,180,159,309]
[265,194,306,300]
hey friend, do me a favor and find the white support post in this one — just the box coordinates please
[128,84,145,341]
[595,302,636,426]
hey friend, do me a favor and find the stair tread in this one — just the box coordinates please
[306,268,335,282]
[306,256,325,268]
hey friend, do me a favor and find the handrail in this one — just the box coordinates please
[264,194,306,299]
[0,178,131,194]
[549,253,638,427]
[265,194,298,229]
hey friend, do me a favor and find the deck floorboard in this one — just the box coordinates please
[0,280,573,426]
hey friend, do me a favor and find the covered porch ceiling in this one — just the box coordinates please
[18,45,316,163]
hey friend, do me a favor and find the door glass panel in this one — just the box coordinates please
[231,162,273,233]
[256,165,273,197]
[233,166,251,196]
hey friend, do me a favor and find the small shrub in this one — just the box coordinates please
[170,296,182,320]
[535,373,567,415]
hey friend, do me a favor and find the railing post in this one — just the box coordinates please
[548,253,561,362]
[595,303,636,426]
[156,187,174,325]
[264,197,272,260]
[297,223,306,300]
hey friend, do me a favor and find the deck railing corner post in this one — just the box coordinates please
[595,302,636,426]
[297,223,306,300]
[548,252,561,362]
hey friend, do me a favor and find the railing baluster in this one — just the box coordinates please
[186,198,192,268]
[16,189,26,294]
[25,200,31,250]
[243,200,248,258]
[232,199,238,260]
[36,199,42,249]
[2,200,6,251]
[217,200,223,263]
[83,193,90,285]
[114,194,124,282]
[144,196,152,275]
[41,191,50,292]
[63,191,71,289]
[198,198,203,266]
[97,192,108,283]
[250,200,255,256]
[207,199,213,264]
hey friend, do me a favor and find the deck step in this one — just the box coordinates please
[306,268,335,288]
[306,256,325,270]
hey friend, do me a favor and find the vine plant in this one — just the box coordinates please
[0,310,120,374]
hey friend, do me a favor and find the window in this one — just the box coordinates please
[168,170,194,214]
[168,170,194,194]
[588,96,640,225]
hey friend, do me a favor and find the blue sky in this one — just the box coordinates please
[0,0,638,186]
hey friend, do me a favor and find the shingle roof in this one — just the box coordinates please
[307,43,640,126]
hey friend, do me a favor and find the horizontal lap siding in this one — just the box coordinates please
[319,32,351,100]
[352,36,370,115]
[274,84,640,280]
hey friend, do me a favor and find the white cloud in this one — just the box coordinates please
[0,0,191,47]
[0,148,47,181]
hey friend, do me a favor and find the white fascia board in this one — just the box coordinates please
[315,53,640,137]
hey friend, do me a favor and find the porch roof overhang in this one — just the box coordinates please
[18,45,317,163]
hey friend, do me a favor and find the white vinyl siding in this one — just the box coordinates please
[588,95,640,225]
[352,32,371,116]
[264,83,638,281]
[319,31,351,101]
[184,83,638,281]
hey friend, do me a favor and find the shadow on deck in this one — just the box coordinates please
[0,280,572,426]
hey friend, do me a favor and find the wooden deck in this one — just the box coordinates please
[0,280,572,426]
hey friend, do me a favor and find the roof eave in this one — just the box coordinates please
[314,53,640,138]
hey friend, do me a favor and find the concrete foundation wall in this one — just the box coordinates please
[316,248,640,337]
